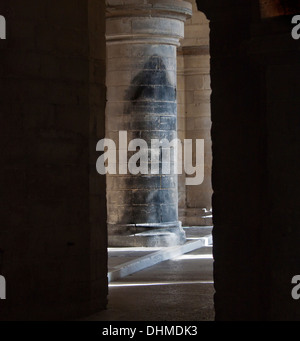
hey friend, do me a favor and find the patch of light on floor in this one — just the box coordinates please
[183,226,213,229]
[185,237,213,242]
[174,254,213,261]
[108,247,161,252]
[109,280,214,288]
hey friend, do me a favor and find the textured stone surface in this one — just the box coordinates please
[1,0,300,322]
[177,0,212,226]
[81,245,215,321]
[105,0,191,247]
[0,0,107,320]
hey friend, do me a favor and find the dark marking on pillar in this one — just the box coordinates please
[124,54,176,116]
[117,54,178,225]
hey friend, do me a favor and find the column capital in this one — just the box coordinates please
[106,0,192,46]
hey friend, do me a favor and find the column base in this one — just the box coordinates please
[108,222,186,247]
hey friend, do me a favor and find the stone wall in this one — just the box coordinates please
[0,0,107,320]
[177,0,212,226]
[197,0,300,321]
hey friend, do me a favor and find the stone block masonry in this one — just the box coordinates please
[177,0,212,226]
[106,0,192,247]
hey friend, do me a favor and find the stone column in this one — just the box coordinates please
[105,0,192,247]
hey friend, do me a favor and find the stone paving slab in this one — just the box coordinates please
[108,226,213,282]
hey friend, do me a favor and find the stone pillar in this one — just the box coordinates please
[105,0,192,247]
[177,2,213,226]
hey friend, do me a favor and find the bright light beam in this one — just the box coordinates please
[109,280,214,288]
[174,254,213,261]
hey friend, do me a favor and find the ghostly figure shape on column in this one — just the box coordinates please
[105,0,192,247]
